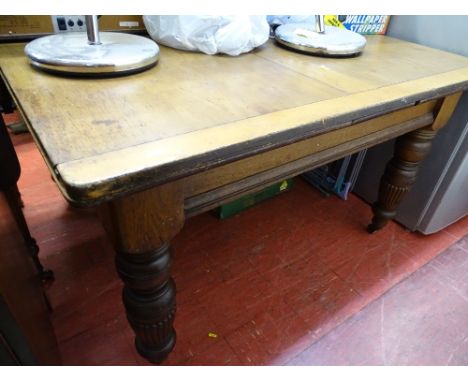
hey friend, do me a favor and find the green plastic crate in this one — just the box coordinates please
[215,179,294,219]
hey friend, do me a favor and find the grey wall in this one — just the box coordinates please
[387,16,468,56]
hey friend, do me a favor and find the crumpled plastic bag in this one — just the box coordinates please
[267,15,315,27]
[143,15,270,56]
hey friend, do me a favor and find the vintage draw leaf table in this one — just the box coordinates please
[1,36,467,363]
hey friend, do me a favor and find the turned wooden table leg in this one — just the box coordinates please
[99,183,184,364]
[116,244,176,362]
[368,93,462,233]
[367,126,437,233]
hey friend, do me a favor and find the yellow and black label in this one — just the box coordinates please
[324,15,345,29]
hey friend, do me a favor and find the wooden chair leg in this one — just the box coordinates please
[3,184,54,281]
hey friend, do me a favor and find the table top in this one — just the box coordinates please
[1,35,468,205]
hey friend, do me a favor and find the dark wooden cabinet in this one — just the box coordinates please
[0,117,61,365]
[0,190,61,365]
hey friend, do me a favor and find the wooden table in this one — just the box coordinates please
[1,35,467,364]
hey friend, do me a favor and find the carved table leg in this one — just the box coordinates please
[116,244,176,362]
[367,126,437,233]
[367,93,462,233]
[99,183,184,364]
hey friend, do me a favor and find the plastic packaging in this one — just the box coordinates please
[143,16,270,56]
[267,15,315,27]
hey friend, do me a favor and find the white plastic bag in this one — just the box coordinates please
[143,16,270,56]
[266,15,315,27]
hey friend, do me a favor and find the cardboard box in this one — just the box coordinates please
[0,16,145,40]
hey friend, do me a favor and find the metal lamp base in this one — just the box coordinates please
[275,23,366,57]
[25,32,160,76]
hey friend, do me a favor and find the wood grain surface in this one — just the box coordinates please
[1,35,467,205]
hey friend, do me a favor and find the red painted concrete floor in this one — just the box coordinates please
[287,235,468,365]
[6,112,468,365]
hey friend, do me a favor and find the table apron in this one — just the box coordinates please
[183,102,438,217]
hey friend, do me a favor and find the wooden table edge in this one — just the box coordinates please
[52,69,468,207]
